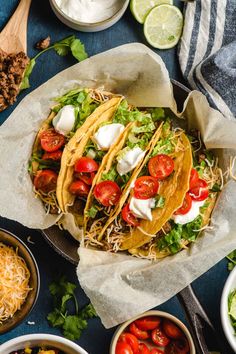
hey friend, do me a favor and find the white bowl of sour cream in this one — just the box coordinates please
[49,0,130,32]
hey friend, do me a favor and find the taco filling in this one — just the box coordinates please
[83,103,167,239]
[84,119,222,259]
[29,88,120,215]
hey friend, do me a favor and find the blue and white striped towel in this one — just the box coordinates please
[178,0,236,120]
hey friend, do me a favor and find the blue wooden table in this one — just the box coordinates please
[0,1,233,353]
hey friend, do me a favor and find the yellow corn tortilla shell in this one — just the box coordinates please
[57,97,123,213]
[84,121,135,233]
[129,193,217,259]
[120,133,193,251]
[96,122,164,242]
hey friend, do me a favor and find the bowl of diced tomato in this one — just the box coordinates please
[110,310,195,354]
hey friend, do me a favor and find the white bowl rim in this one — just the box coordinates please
[220,265,236,352]
[109,310,195,354]
[50,0,129,27]
[0,333,88,354]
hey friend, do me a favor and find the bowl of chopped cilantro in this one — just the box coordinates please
[221,264,236,352]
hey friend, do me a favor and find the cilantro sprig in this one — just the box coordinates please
[47,276,97,341]
[21,35,88,90]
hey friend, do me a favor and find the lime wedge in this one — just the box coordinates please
[229,292,236,320]
[144,4,183,49]
[130,0,173,24]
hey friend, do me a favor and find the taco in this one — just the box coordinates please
[84,118,222,260]
[60,100,166,236]
[28,88,122,215]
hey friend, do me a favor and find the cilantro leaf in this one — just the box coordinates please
[63,315,87,341]
[21,35,88,91]
[71,38,88,61]
[47,308,65,327]
[81,303,97,319]
[47,276,96,341]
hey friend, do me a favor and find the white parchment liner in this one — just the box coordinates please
[0,44,236,328]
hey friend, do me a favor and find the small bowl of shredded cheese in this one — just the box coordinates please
[0,228,40,334]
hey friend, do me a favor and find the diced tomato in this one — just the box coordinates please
[69,180,90,197]
[118,333,139,354]
[150,349,164,354]
[93,181,121,206]
[174,193,192,215]
[165,337,190,354]
[189,168,199,189]
[40,128,65,152]
[76,172,95,186]
[116,341,134,354]
[74,157,99,173]
[151,328,170,347]
[148,154,174,180]
[42,150,62,161]
[129,322,149,340]
[138,343,150,354]
[121,204,140,227]
[162,319,183,339]
[189,178,209,201]
[33,169,58,194]
[134,176,159,200]
[135,316,161,331]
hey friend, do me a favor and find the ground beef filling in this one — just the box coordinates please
[0,50,29,112]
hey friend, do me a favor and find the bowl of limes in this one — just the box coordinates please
[130,0,184,49]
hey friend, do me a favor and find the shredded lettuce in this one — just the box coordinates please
[52,89,99,130]
[102,166,117,181]
[86,205,99,219]
[28,154,60,173]
[149,107,165,121]
[154,196,165,209]
[116,146,131,162]
[157,216,202,254]
[84,141,105,163]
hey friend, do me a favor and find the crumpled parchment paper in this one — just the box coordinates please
[1,43,236,328]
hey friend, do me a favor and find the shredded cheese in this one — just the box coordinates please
[0,243,32,323]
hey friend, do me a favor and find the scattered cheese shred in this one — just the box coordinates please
[0,242,32,323]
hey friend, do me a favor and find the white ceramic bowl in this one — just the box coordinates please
[49,0,130,32]
[110,310,195,354]
[0,334,88,354]
[221,266,236,352]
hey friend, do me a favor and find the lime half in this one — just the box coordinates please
[144,4,183,49]
[130,0,173,24]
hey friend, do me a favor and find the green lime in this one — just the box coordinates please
[130,0,173,24]
[144,4,183,49]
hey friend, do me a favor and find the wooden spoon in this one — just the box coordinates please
[0,0,32,54]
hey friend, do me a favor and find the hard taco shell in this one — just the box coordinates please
[56,96,123,213]
[120,133,193,251]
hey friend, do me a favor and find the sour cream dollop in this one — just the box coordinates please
[130,197,155,221]
[172,200,205,225]
[53,105,75,136]
[117,147,145,176]
[55,0,124,23]
[93,123,125,150]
